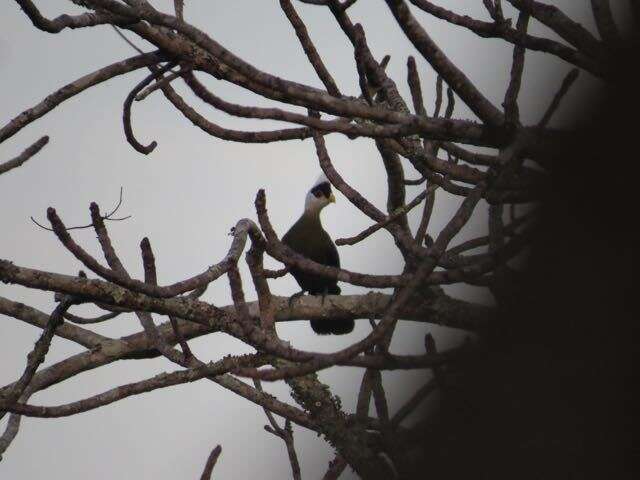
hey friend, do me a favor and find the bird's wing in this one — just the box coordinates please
[281,218,339,268]
[322,231,340,268]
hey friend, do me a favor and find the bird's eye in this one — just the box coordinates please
[317,182,331,198]
[310,182,331,199]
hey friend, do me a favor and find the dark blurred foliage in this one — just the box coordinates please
[406,35,638,480]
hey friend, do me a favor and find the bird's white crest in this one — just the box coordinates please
[312,172,329,187]
[304,172,332,215]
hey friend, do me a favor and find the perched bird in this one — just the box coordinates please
[282,174,354,335]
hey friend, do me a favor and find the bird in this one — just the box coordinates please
[282,174,354,335]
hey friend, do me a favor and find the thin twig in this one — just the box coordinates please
[336,189,428,246]
[64,310,121,325]
[135,69,187,101]
[537,68,580,128]
[414,183,437,245]
[111,25,144,54]
[0,136,49,176]
[253,379,302,480]
[390,378,438,428]
[31,187,131,231]
[200,445,222,480]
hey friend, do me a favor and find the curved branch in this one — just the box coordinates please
[160,77,314,143]
[0,51,165,143]
[15,0,133,33]
[122,61,176,154]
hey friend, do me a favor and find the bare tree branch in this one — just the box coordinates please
[0,355,268,418]
[0,295,109,348]
[0,136,48,176]
[0,298,74,422]
[254,380,302,480]
[0,52,164,143]
[15,0,132,33]
[503,12,530,125]
[336,189,428,246]
[506,0,603,58]
[280,0,341,97]
[174,0,184,21]
[122,61,176,154]
[200,445,222,480]
[590,0,620,46]
[0,412,22,459]
[537,68,580,128]
[409,0,601,75]
[385,0,504,126]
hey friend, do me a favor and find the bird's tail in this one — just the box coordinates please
[310,284,354,334]
[310,318,355,335]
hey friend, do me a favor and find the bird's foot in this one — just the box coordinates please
[288,290,305,308]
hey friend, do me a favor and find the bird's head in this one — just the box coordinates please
[304,173,336,215]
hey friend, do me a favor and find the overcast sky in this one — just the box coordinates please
[0,1,621,478]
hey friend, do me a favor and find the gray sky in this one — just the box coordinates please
[0,1,618,478]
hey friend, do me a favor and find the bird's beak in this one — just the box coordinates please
[329,193,336,203]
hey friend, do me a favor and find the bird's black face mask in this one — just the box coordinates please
[310,181,332,200]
